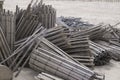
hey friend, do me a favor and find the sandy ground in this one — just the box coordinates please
[13,68,38,80]
[13,60,120,80]
[3,0,120,80]
[4,0,120,25]
[95,60,120,80]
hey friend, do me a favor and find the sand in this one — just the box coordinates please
[4,0,120,25]
[3,0,120,80]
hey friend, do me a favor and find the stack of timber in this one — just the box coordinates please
[63,36,94,67]
[0,0,48,76]
[70,23,107,40]
[102,24,120,42]
[112,28,120,37]
[32,3,56,29]
[89,41,111,66]
[15,1,56,41]
[95,40,120,61]
[34,37,81,64]
[29,37,103,80]
[44,26,70,49]
[15,4,41,40]
[0,10,15,51]
[0,27,13,66]
[43,26,94,67]
[2,0,120,79]
[1,26,45,74]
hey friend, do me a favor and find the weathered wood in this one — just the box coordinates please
[0,10,15,51]
[89,41,111,66]
[29,48,96,80]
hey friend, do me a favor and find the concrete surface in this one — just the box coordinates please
[2,0,120,80]
[13,68,38,80]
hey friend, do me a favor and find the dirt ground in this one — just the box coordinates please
[3,0,120,80]
[13,60,120,80]
[4,0,120,25]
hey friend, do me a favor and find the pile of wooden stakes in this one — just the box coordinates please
[1,0,120,80]
[0,0,57,78]
[15,1,56,41]
[0,1,104,79]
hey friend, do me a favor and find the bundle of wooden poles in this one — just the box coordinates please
[1,0,120,80]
